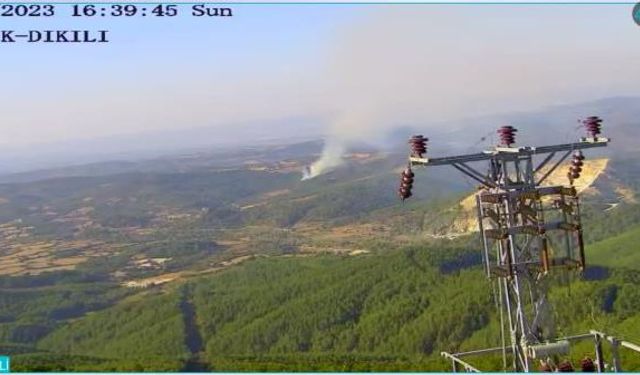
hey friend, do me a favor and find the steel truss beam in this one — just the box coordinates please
[442,331,640,372]
[410,135,610,372]
[410,138,608,168]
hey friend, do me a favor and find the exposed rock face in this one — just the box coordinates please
[436,158,613,236]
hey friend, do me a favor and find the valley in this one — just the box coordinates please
[1,99,640,371]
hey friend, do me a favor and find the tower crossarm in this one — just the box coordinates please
[401,120,614,372]
[409,138,609,169]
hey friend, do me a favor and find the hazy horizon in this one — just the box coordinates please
[3,4,640,172]
[0,94,637,176]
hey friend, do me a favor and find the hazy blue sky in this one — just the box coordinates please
[2,4,639,151]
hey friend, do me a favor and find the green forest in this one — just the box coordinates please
[0,143,639,371]
[3,226,640,371]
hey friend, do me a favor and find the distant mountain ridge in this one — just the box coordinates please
[1,97,640,371]
[1,96,638,178]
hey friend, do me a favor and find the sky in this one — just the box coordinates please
[1,3,640,158]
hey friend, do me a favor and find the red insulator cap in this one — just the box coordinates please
[402,168,415,178]
[409,135,428,158]
[497,126,517,146]
[581,357,596,372]
[568,150,586,183]
[398,167,414,200]
[583,116,603,139]
[398,188,412,200]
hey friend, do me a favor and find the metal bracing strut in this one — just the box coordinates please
[401,121,610,372]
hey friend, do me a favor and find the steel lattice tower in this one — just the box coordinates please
[400,117,611,372]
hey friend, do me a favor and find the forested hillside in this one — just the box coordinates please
[1,101,640,371]
[4,230,640,371]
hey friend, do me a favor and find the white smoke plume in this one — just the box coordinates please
[302,6,640,180]
[302,139,344,180]
[301,111,377,180]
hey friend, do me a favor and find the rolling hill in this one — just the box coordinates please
[587,224,640,271]
[1,97,640,371]
[8,238,640,371]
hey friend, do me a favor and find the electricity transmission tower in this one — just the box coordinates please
[397,117,638,372]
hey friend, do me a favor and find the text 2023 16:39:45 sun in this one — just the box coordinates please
[71,4,232,17]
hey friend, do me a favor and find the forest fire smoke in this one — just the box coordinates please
[301,7,636,181]
[301,139,345,180]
